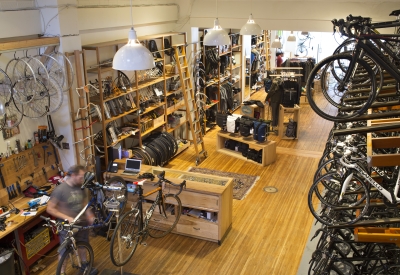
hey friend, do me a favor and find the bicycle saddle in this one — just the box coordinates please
[389,9,400,16]
[138,173,155,181]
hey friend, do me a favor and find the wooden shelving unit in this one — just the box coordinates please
[81,32,187,167]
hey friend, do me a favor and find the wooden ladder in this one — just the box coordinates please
[173,45,207,165]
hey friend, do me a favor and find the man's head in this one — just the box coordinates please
[276,51,283,57]
[66,165,86,187]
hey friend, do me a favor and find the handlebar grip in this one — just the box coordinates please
[72,224,83,229]
[40,215,50,221]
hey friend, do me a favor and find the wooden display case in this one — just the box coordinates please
[279,104,300,139]
[105,164,233,244]
[216,131,276,166]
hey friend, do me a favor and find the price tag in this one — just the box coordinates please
[154,88,163,96]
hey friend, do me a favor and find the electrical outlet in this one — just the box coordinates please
[62,142,70,150]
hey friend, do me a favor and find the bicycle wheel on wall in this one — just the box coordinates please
[147,194,182,238]
[306,54,377,122]
[110,208,140,267]
[56,241,94,275]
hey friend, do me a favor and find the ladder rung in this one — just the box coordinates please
[174,43,186,47]
[196,140,204,145]
[181,65,188,69]
[184,77,190,81]
[195,129,201,135]
[178,55,185,58]
[192,119,199,124]
[198,150,205,155]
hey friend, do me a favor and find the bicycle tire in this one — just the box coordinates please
[110,208,140,267]
[296,44,308,57]
[38,53,65,88]
[18,80,50,118]
[103,176,128,215]
[308,172,370,226]
[47,76,64,113]
[306,54,377,122]
[148,194,182,238]
[56,241,94,275]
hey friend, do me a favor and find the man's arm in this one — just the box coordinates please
[46,197,74,223]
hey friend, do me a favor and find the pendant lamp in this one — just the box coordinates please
[203,0,230,46]
[287,31,296,42]
[240,14,262,35]
[271,35,282,48]
[301,31,310,36]
[112,0,154,71]
[240,0,261,35]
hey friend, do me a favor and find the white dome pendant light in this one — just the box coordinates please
[240,0,261,35]
[112,0,155,71]
[287,31,296,42]
[203,0,230,46]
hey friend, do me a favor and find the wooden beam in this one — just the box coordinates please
[372,137,400,148]
[0,36,59,52]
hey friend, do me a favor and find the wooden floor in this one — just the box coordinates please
[35,91,333,275]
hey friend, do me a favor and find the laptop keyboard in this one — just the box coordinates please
[121,171,139,175]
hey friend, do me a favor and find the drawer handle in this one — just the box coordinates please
[193,227,200,230]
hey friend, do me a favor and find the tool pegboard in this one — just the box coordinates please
[0,142,62,206]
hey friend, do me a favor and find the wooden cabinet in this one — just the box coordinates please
[105,164,233,244]
[279,104,300,139]
[216,131,277,166]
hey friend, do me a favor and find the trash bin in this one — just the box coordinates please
[0,250,15,275]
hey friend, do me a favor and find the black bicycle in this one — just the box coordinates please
[306,12,400,122]
[109,171,186,266]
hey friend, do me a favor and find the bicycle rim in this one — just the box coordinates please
[50,51,74,92]
[148,194,182,238]
[306,54,377,122]
[110,208,140,267]
[56,241,94,275]
[4,98,23,129]
[19,80,50,118]
[46,76,64,113]
[38,53,65,88]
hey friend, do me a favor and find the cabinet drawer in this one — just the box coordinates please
[180,192,219,211]
[177,217,218,240]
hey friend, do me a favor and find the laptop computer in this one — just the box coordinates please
[121,158,142,175]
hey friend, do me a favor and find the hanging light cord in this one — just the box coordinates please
[130,0,133,26]
[216,0,218,18]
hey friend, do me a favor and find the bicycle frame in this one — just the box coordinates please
[339,157,400,204]
[346,37,400,84]
[134,182,164,236]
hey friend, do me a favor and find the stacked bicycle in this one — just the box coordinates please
[305,9,400,274]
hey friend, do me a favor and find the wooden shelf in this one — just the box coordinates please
[137,77,165,90]
[227,64,242,70]
[105,107,139,124]
[89,88,137,103]
[140,102,165,116]
[166,88,182,96]
[0,35,59,53]
[231,45,242,49]
[219,50,231,56]
[205,80,218,88]
[205,101,219,109]
[141,122,166,136]
[87,66,113,74]
[167,120,187,132]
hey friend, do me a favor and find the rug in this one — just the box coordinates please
[182,167,260,200]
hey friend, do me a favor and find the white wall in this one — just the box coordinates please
[189,0,400,32]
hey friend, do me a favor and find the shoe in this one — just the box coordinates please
[80,263,99,275]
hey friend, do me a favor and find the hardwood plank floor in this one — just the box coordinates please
[35,89,332,275]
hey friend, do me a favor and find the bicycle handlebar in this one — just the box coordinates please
[40,215,83,232]
[155,171,186,196]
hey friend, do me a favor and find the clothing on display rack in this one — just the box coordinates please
[281,79,301,107]
[282,57,315,82]
[265,77,284,127]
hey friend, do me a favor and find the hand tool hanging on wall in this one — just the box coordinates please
[42,167,48,181]
[0,164,5,188]
[6,187,11,200]
[11,185,17,198]
[31,149,39,167]
[46,152,52,164]
[16,181,21,194]
[13,158,18,172]
[42,145,48,165]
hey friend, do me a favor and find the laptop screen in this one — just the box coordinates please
[125,159,142,171]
